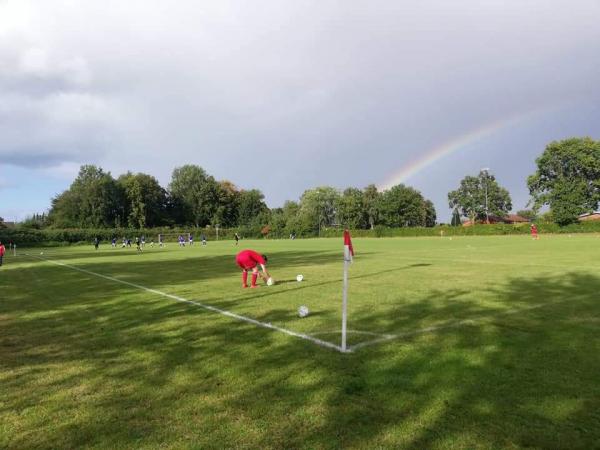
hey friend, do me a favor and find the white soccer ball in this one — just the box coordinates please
[40,252,44,255]
[298,305,309,318]
[296,274,304,282]
[266,277,274,286]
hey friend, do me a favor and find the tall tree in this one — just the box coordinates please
[280,200,313,235]
[362,184,381,229]
[378,184,431,227]
[118,172,167,228]
[299,186,340,234]
[337,187,366,229]
[49,165,119,227]
[527,137,600,225]
[450,208,462,226]
[424,199,437,227]
[448,170,512,222]
[210,180,240,227]
[168,165,219,227]
[237,189,268,226]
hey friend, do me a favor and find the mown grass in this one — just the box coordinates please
[1,235,599,449]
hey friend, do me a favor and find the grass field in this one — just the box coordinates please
[1,235,599,449]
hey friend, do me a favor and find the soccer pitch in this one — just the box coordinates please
[2,236,599,449]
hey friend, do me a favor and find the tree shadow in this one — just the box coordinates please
[2,261,599,448]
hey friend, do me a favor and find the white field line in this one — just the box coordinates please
[349,300,565,351]
[30,255,347,353]
[310,330,394,338]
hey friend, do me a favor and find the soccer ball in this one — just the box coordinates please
[298,305,309,318]
[40,252,44,255]
[266,277,274,286]
[296,274,304,282]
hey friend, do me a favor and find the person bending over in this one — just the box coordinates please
[235,249,270,288]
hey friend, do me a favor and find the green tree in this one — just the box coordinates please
[451,208,462,226]
[539,211,554,223]
[527,137,600,225]
[279,200,313,236]
[118,172,167,228]
[362,184,381,229]
[337,187,366,229]
[49,165,120,228]
[168,165,219,227]
[448,170,512,222]
[268,207,287,236]
[20,213,48,229]
[212,180,240,227]
[378,184,430,227]
[237,189,269,227]
[424,199,437,227]
[299,186,340,234]
[281,201,300,226]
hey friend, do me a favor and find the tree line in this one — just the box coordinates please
[40,165,437,234]
[17,136,600,232]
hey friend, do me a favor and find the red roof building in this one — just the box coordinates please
[462,214,530,226]
[578,212,600,221]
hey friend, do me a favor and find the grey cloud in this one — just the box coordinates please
[0,147,76,168]
[1,0,599,218]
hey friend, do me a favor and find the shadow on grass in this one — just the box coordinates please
[1,260,599,448]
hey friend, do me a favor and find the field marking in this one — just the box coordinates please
[349,300,565,351]
[309,330,394,338]
[23,251,578,354]
[29,254,348,353]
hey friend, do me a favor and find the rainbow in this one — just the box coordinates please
[377,106,553,191]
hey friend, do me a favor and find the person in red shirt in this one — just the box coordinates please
[530,223,539,240]
[0,241,5,267]
[235,249,271,288]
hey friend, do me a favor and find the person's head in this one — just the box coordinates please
[262,254,268,263]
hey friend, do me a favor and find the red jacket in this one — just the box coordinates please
[0,244,5,256]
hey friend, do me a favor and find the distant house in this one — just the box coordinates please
[504,214,530,224]
[578,212,600,222]
[462,214,530,227]
[0,221,16,228]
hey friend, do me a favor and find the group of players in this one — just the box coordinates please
[94,232,270,288]
[98,231,244,251]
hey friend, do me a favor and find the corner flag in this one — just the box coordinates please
[343,229,354,262]
[341,229,354,352]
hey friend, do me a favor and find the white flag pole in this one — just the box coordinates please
[341,230,354,353]
[342,250,349,352]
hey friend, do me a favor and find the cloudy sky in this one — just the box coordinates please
[1,0,599,222]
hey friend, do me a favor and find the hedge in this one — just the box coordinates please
[2,221,600,247]
[318,222,600,238]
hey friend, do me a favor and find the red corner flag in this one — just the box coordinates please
[343,229,354,262]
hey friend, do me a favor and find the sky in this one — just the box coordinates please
[1,0,599,223]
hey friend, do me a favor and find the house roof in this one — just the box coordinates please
[505,214,529,223]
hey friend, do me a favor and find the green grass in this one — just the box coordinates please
[1,236,599,449]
